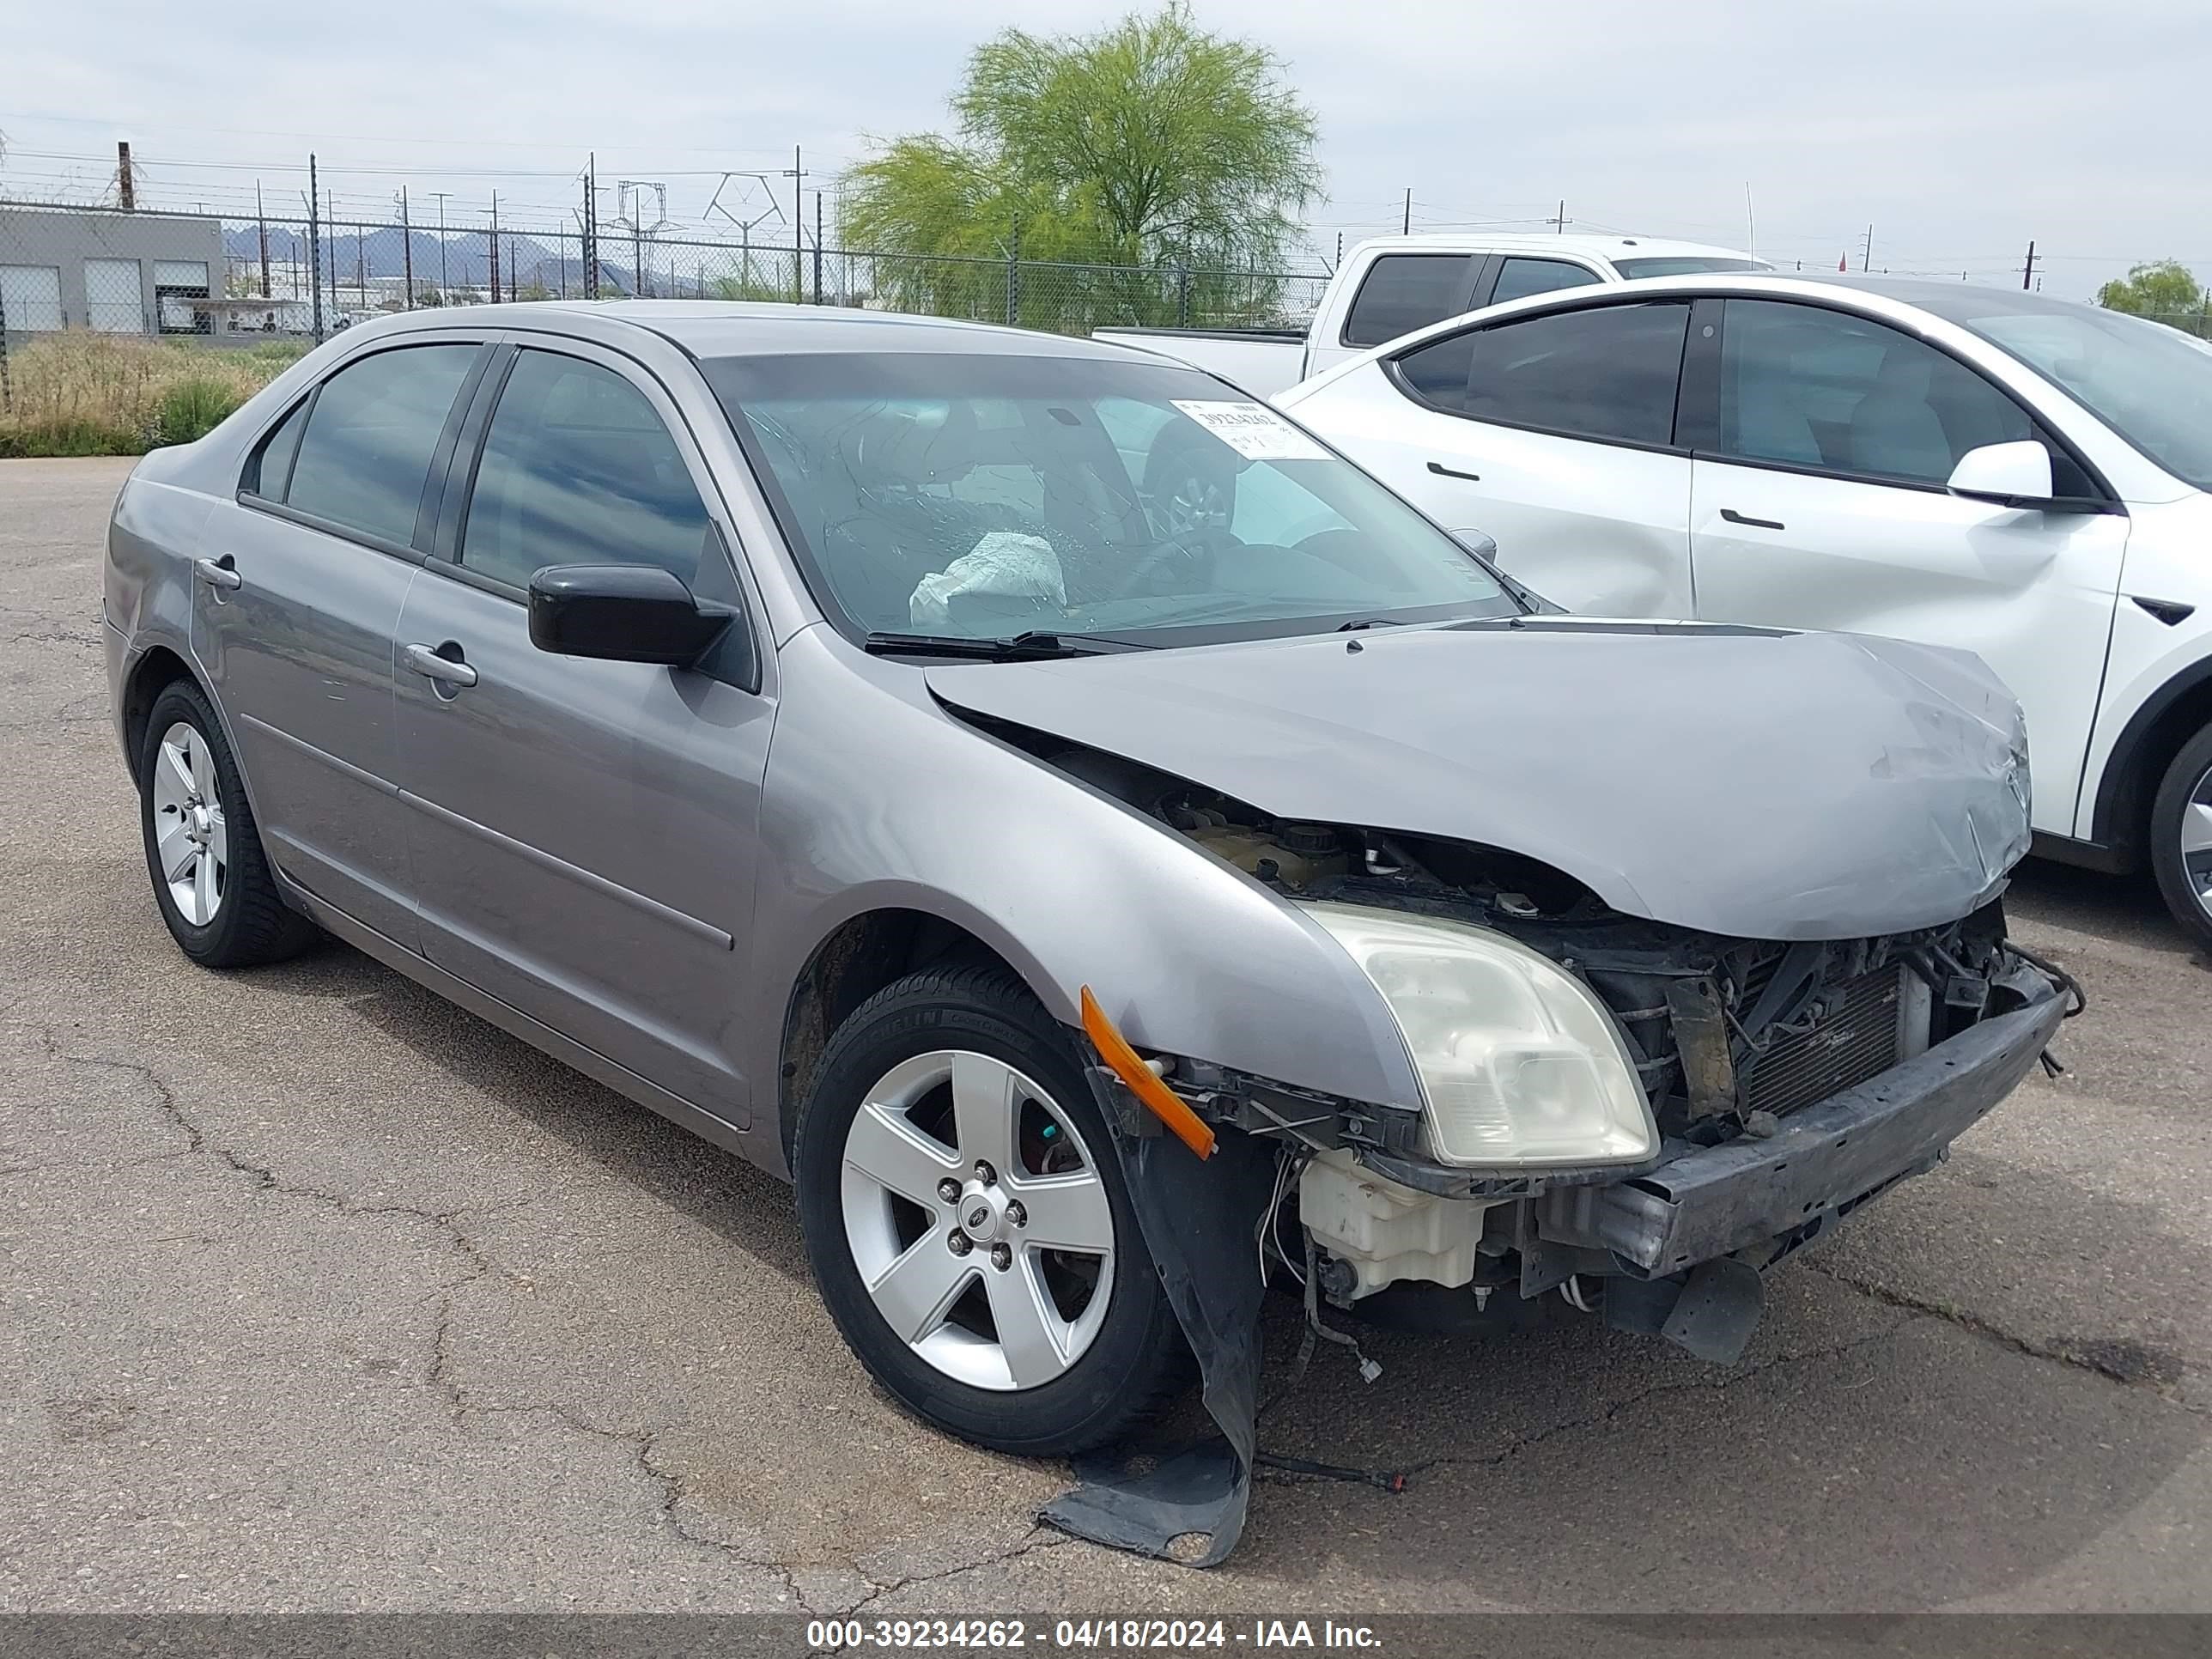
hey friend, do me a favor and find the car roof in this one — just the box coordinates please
[1804,273,2095,311]
[482,299,1147,362]
[1497,270,2109,319]
[1347,232,1757,264]
[1278,269,2110,411]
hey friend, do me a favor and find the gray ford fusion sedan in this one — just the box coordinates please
[105,301,2068,1494]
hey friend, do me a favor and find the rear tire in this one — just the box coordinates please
[2150,722,2212,954]
[137,679,319,969]
[793,963,1188,1456]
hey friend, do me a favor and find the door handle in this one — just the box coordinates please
[192,556,242,591]
[402,642,478,689]
[1719,508,1786,531]
[1426,461,1483,483]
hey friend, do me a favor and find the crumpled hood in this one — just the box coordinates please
[927,619,2031,941]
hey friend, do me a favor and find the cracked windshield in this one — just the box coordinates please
[703,354,1516,642]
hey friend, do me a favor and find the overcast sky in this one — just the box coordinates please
[5,0,2208,298]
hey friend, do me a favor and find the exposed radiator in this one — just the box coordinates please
[1741,964,1908,1119]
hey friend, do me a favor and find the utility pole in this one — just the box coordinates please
[582,156,599,298]
[431,191,451,299]
[616,180,668,299]
[1553,198,1566,234]
[1401,187,1411,235]
[813,191,824,304]
[1863,223,1874,272]
[489,192,501,302]
[307,153,324,342]
[707,172,785,295]
[398,187,412,308]
[116,141,134,210]
[2021,239,2038,291]
[787,145,806,302]
[355,218,365,310]
[256,181,270,298]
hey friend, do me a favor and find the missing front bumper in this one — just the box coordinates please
[1534,982,2066,1278]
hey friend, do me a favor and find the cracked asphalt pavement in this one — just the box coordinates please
[4,455,2211,1613]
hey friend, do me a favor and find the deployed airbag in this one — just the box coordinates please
[909,532,1065,627]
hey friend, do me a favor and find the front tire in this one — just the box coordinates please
[793,963,1188,1455]
[137,679,319,968]
[2150,723,2212,953]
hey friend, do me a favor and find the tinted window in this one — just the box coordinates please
[1393,330,1479,412]
[1717,300,2033,485]
[461,350,713,591]
[1461,302,1691,445]
[1909,288,2212,491]
[287,345,478,546]
[1342,255,1474,347]
[243,398,308,499]
[1491,258,1604,304]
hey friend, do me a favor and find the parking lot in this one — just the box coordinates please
[3,453,2209,1613]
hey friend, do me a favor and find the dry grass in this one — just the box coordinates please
[0,331,304,458]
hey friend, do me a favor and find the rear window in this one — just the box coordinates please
[1613,257,1767,279]
[1341,255,1474,348]
[1491,258,1603,304]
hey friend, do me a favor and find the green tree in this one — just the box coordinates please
[2097,259,2203,319]
[708,271,796,304]
[842,2,1320,327]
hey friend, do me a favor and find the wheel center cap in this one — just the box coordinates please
[958,1181,1007,1244]
[188,803,211,842]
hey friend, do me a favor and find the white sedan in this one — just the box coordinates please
[1277,273,2212,948]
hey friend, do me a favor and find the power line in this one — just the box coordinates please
[0,108,849,163]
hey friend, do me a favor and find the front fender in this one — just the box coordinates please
[745,626,1422,1120]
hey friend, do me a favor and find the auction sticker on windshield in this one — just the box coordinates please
[1171,400,1331,461]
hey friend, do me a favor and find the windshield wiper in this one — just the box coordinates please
[1334,617,1408,633]
[861,629,1153,660]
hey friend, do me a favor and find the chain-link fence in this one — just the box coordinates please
[2142,310,2212,340]
[2,198,1328,353]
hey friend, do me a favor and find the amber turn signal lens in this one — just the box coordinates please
[1079,986,1215,1159]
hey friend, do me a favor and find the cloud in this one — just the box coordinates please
[4,0,2208,295]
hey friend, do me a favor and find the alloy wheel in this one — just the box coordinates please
[149,720,227,926]
[2183,761,2212,924]
[840,1049,1116,1391]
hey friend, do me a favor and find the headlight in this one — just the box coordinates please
[1303,902,1657,1170]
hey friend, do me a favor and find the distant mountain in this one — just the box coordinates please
[222,223,647,298]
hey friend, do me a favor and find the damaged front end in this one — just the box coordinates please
[1079,784,2070,1362]
[988,686,2063,1565]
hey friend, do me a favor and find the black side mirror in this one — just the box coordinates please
[527,564,733,666]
